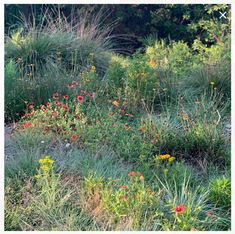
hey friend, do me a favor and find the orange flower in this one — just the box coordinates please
[71,134,78,141]
[128,171,135,177]
[112,100,119,107]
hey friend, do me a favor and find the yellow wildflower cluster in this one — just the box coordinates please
[155,154,176,162]
[38,155,54,173]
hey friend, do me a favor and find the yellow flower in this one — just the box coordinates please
[182,113,189,121]
[40,165,50,172]
[159,154,171,160]
[210,81,215,85]
[91,65,96,72]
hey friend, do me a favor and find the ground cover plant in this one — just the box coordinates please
[4,4,231,231]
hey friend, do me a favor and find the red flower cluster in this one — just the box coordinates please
[67,81,78,89]
[23,121,32,129]
[128,171,135,177]
[81,89,95,97]
[174,204,185,214]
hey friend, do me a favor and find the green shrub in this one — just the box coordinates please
[209,175,231,208]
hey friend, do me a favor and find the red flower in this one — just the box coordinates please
[75,115,80,120]
[71,134,78,141]
[120,185,129,190]
[63,95,68,99]
[51,111,58,118]
[71,81,78,86]
[174,204,185,214]
[54,101,61,106]
[67,84,74,89]
[77,96,84,103]
[46,102,51,107]
[25,112,29,117]
[28,104,34,109]
[23,121,31,129]
[137,172,142,176]
[53,92,60,100]
[63,105,69,111]
[128,171,135,177]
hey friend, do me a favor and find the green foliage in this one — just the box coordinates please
[209,175,231,208]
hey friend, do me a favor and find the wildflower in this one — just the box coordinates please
[168,156,176,162]
[139,175,144,181]
[174,204,185,214]
[71,81,78,86]
[210,81,215,85]
[77,96,84,103]
[182,113,189,121]
[67,84,74,89]
[163,168,169,174]
[41,141,45,144]
[137,172,142,176]
[51,111,58,118]
[40,165,50,172]
[112,100,119,107]
[63,105,69,112]
[23,121,31,129]
[40,105,47,111]
[54,101,61,106]
[63,95,68,99]
[46,102,51,107]
[128,171,135,177]
[28,103,34,109]
[25,112,29,117]
[71,134,78,141]
[119,185,129,190]
[91,65,96,72]
[149,59,157,68]
[53,92,60,100]
[159,154,171,160]
[206,211,214,217]
[75,115,80,120]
